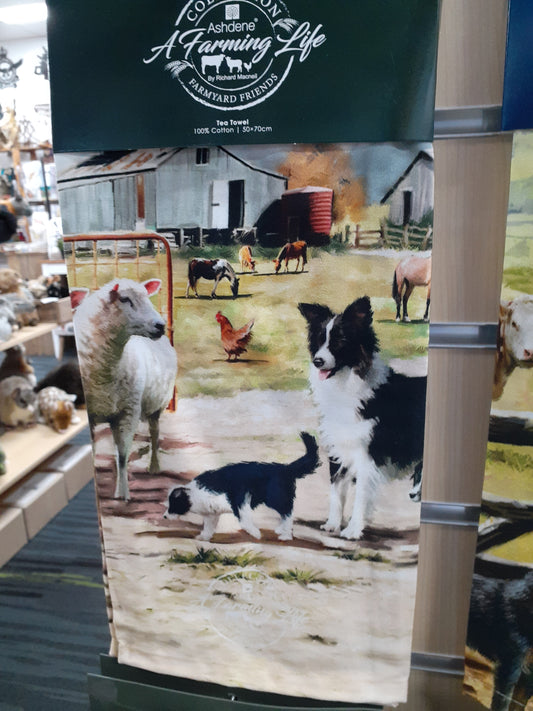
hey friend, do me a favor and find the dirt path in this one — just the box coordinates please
[93,389,420,560]
[93,388,421,704]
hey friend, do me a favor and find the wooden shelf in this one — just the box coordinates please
[0,322,57,352]
[0,411,89,497]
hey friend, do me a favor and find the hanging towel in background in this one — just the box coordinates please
[463,130,533,711]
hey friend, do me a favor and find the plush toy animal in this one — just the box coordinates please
[0,296,18,342]
[35,360,85,405]
[0,375,37,427]
[0,268,23,294]
[37,386,79,433]
[0,269,39,327]
[0,345,36,385]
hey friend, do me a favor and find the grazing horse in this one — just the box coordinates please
[186,258,239,299]
[238,245,256,273]
[392,254,431,322]
[273,241,307,274]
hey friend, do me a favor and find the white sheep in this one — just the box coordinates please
[74,278,177,500]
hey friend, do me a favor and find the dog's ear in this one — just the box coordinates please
[342,297,373,328]
[168,487,191,515]
[298,303,334,326]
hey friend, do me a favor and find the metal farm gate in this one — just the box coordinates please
[63,232,176,408]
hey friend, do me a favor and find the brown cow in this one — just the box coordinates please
[273,241,307,274]
[493,295,533,400]
[238,245,256,273]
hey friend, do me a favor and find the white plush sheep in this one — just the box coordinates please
[0,296,18,342]
[74,278,177,500]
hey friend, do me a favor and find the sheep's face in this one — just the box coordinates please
[108,281,166,340]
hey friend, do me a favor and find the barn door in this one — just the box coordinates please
[402,189,413,225]
[288,215,300,240]
[210,180,229,229]
[228,179,245,230]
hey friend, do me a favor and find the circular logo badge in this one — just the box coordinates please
[145,0,324,111]
[201,568,307,650]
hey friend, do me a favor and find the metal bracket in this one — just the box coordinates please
[434,105,503,138]
[411,651,465,676]
[429,323,498,350]
[421,501,481,528]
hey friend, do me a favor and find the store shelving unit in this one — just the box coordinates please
[0,315,90,565]
[0,414,88,498]
[0,321,56,350]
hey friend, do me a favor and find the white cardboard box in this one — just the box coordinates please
[0,506,28,568]
[39,444,94,500]
[2,471,68,539]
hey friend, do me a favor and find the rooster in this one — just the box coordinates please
[215,311,254,361]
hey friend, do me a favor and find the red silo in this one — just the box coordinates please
[281,186,333,245]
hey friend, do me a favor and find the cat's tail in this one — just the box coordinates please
[287,432,320,479]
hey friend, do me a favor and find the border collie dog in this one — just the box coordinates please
[467,572,533,711]
[409,462,423,502]
[298,296,426,540]
[165,432,319,541]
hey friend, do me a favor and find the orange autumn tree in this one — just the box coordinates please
[277,145,365,224]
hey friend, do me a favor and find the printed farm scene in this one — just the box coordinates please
[57,142,434,704]
[464,131,533,711]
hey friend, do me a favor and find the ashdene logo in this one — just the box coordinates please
[144,0,326,111]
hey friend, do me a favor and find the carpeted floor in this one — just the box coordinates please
[0,353,108,710]
[0,480,108,711]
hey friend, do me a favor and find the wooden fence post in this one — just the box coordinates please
[422,226,432,250]
[355,223,360,248]
[381,219,388,247]
[402,224,409,248]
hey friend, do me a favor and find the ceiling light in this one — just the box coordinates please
[0,3,47,25]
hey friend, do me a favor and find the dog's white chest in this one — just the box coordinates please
[190,484,232,515]
[309,367,376,469]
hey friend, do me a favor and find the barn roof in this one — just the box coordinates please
[58,148,182,183]
[380,150,434,204]
[58,146,287,185]
[217,146,286,182]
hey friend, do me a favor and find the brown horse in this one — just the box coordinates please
[273,241,307,274]
[392,254,431,322]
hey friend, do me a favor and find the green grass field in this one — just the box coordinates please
[171,248,429,398]
[67,245,430,399]
[68,242,531,564]
[66,244,430,400]
[502,214,533,291]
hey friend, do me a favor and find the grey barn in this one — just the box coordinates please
[380,150,434,226]
[58,147,288,241]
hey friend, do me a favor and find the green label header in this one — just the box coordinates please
[47,0,439,151]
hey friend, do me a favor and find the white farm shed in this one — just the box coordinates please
[380,150,434,225]
[58,147,287,237]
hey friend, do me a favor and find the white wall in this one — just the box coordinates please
[0,36,51,144]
